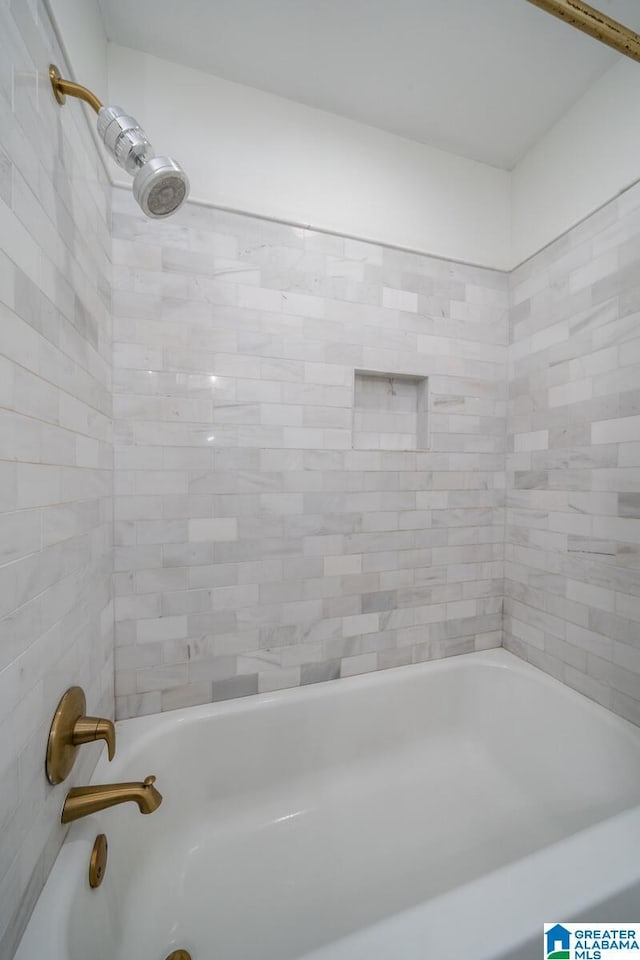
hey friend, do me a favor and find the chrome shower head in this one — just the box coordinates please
[97,106,189,219]
[49,66,189,220]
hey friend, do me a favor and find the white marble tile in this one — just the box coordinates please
[111,187,507,727]
[188,518,238,542]
[382,286,418,312]
[0,4,113,955]
[507,189,640,724]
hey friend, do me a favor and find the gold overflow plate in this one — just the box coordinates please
[89,834,108,888]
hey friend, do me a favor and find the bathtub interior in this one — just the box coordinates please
[40,653,640,960]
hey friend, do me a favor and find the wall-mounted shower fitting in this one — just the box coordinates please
[49,65,189,219]
[61,775,163,823]
[46,686,116,784]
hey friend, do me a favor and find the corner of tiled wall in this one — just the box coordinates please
[505,184,640,723]
[0,1,113,954]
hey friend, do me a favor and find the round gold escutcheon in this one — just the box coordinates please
[89,834,108,889]
[49,64,66,105]
[46,686,87,784]
[165,952,192,960]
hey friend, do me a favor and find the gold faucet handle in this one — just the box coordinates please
[47,687,116,784]
[73,717,116,761]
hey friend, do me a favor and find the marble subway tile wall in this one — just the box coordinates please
[506,183,640,724]
[0,2,113,955]
[111,188,507,718]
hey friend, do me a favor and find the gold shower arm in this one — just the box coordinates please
[525,0,640,64]
[47,64,189,217]
[49,65,103,113]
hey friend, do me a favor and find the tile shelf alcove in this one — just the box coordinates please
[353,371,429,451]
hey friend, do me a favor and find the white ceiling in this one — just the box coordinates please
[97,0,640,169]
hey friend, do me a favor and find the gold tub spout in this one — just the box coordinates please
[61,775,162,823]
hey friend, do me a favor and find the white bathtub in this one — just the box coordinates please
[15,649,640,960]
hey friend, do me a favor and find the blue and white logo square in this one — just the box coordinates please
[545,925,571,959]
[544,923,640,958]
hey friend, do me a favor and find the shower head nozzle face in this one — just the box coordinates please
[133,157,189,219]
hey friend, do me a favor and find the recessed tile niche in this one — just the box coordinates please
[353,371,428,450]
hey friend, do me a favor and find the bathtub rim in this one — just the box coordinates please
[111,647,640,761]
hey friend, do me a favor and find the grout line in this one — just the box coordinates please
[116,180,510,274]
[111,168,640,277]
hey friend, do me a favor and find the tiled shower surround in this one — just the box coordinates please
[3,21,640,954]
[505,185,640,726]
[0,1,113,955]
[111,188,507,718]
